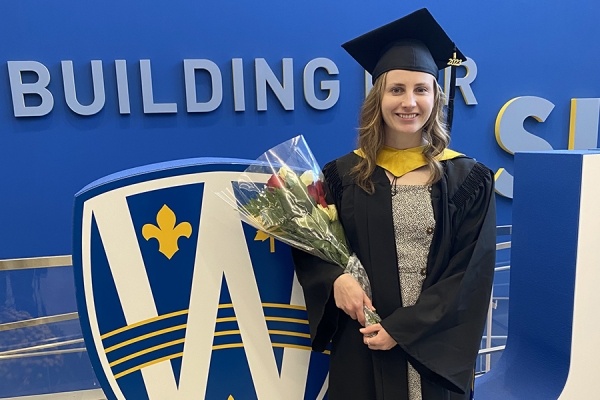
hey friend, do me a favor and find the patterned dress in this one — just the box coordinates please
[391,184,435,400]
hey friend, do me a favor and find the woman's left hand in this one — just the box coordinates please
[359,324,397,351]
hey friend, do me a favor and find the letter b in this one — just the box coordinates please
[8,61,54,117]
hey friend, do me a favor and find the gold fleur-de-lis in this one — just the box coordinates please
[142,204,192,259]
[254,230,275,252]
[227,396,234,400]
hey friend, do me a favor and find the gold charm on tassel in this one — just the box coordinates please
[447,51,462,66]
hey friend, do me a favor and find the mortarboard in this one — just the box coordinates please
[341,8,466,132]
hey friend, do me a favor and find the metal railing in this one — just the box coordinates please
[0,225,513,367]
[0,255,72,271]
[0,255,85,361]
[477,224,513,372]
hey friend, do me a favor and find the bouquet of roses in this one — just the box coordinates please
[218,135,381,326]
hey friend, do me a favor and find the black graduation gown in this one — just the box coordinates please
[292,152,496,400]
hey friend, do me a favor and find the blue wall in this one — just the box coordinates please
[2,0,599,259]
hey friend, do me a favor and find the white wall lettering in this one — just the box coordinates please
[140,59,177,114]
[255,58,294,111]
[303,58,339,110]
[494,96,555,198]
[443,57,478,105]
[569,98,600,150]
[62,60,106,116]
[184,59,223,113]
[232,58,246,112]
[7,61,54,117]
[115,60,130,115]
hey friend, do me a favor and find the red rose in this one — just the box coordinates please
[266,174,284,189]
[314,180,325,198]
[308,181,328,208]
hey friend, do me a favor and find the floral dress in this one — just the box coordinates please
[391,184,435,400]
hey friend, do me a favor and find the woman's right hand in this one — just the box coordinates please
[333,273,374,327]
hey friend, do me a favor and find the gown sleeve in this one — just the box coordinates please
[291,160,345,352]
[380,162,496,394]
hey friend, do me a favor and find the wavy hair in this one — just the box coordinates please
[350,71,450,194]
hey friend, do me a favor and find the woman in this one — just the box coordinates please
[292,8,496,400]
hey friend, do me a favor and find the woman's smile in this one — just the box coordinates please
[396,113,418,119]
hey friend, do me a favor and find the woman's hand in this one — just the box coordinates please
[360,324,397,350]
[333,273,374,327]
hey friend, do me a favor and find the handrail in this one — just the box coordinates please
[0,255,72,271]
[0,312,79,332]
[480,335,507,340]
[0,348,86,360]
[0,338,86,361]
[496,242,511,250]
[478,345,506,355]
[0,338,84,356]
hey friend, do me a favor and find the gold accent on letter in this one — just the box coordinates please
[142,204,192,259]
[495,97,519,155]
[568,98,577,150]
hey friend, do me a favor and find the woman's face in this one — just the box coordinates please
[380,69,435,147]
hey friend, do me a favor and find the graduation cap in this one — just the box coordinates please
[341,8,466,132]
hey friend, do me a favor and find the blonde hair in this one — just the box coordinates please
[350,71,450,194]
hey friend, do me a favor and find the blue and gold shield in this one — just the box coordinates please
[72,159,330,400]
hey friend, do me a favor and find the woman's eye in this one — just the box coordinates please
[391,87,402,94]
[416,87,429,93]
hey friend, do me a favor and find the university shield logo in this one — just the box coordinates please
[72,159,330,400]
